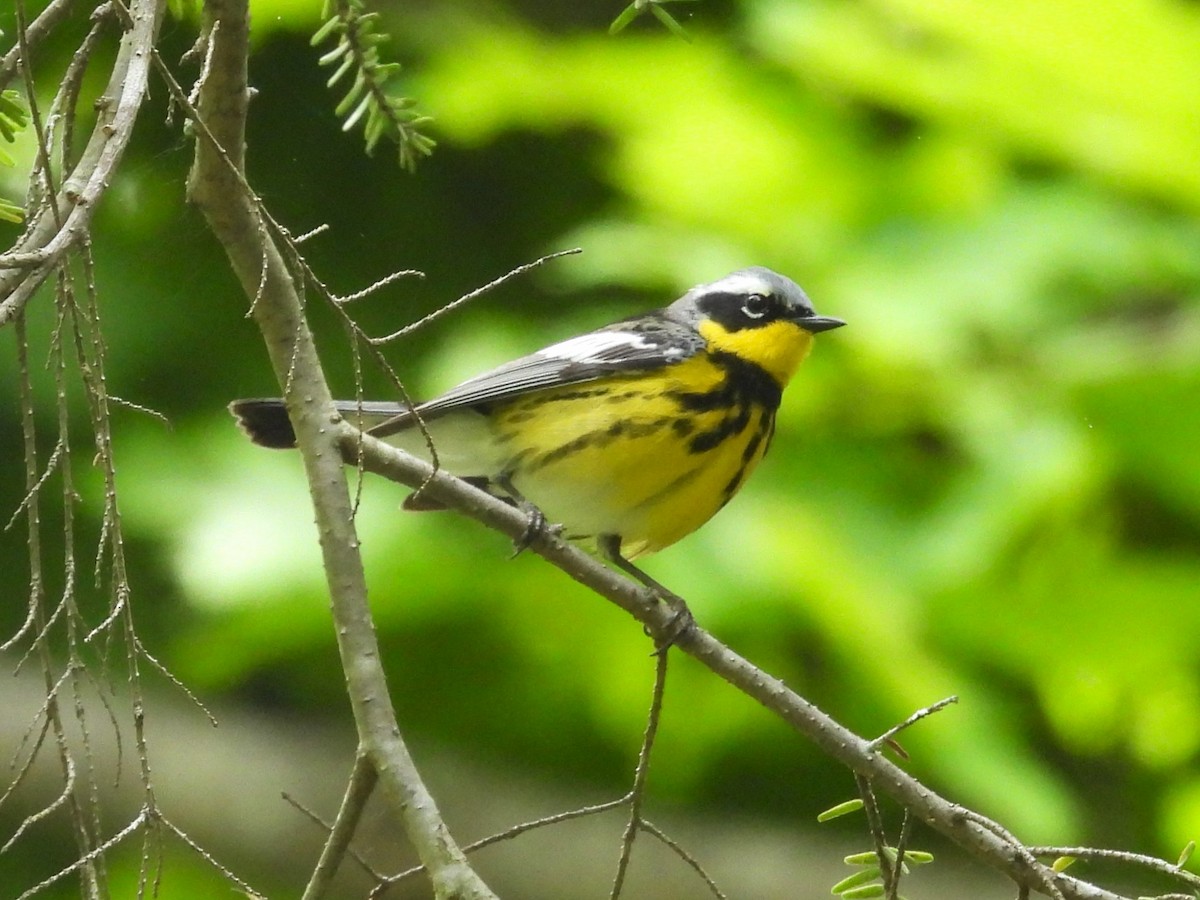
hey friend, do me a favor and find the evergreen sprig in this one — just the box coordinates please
[312,0,435,172]
[610,0,699,41]
[818,799,934,899]
[0,87,31,223]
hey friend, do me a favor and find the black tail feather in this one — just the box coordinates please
[228,399,297,449]
[230,398,414,449]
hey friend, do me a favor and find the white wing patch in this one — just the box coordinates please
[661,345,688,361]
[539,330,656,364]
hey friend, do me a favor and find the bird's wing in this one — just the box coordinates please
[369,313,700,438]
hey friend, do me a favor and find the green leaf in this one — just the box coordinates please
[650,3,692,42]
[844,852,880,866]
[818,799,865,822]
[317,42,350,67]
[0,90,29,145]
[831,868,882,894]
[310,14,342,45]
[0,199,24,223]
[333,72,368,116]
[840,885,885,899]
[325,54,355,88]
[341,94,373,132]
[609,2,642,35]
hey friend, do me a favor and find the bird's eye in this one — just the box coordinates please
[741,294,771,319]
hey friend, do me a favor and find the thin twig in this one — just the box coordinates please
[187,0,496,893]
[107,395,171,426]
[351,432,1129,900]
[333,267,424,305]
[0,0,164,325]
[295,223,330,244]
[366,248,582,343]
[1028,847,1200,893]
[2,439,64,536]
[1,755,76,852]
[132,635,218,727]
[886,809,913,900]
[50,4,116,177]
[869,695,958,752]
[370,797,633,896]
[639,818,727,899]
[300,750,381,899]
[285,791,388,883]
[468,797,632,854]
[0,713,52,811]
[961,808,1066,900]
[14,809,147,900]
[159,813,266,899]
[0,0,84,90]
[15,0,64,220]
[610,648,670,899]
[855,774,895,890]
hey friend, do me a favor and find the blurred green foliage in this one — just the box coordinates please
[3,0,1200,895]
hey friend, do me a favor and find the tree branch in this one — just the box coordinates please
[0,0,85,91]
[184,0,495,897]
[610,649,669,899]
[344,426,1136,900]
[0,0,155,325]
[301,749,379,899]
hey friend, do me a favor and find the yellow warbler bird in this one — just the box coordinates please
[231,267,843,601]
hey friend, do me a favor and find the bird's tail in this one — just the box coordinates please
[228,398,409,449]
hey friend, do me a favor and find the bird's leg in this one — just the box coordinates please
[597,534,695,650]
[497,474,561,557]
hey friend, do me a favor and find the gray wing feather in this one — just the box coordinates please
[369,314,699,438]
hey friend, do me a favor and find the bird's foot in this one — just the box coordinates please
[509,501,562,557]
[646,588,696,653]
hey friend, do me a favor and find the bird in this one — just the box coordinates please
[230,266,843,615]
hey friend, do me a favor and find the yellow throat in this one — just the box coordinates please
[697,318,815,387]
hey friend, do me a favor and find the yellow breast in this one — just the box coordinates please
[491,352,780,558]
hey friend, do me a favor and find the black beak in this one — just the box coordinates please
[799,315,846,334]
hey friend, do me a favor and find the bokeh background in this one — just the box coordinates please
[3,0,1200,897]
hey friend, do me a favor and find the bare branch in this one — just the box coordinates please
[1028,847,1200,894]
[333,267,424,305]
[14,809,147,900]
[345,429,1135,900]
[855,774,896,890]
[133,635,218,728]
[0,0,85,91]
[887,810,914,900]
[638,819,727,899]
[301,749,380,899]
[286,789,389,885]
[869,695,958,752]
[186,0,497,895]
[294,223,330,244]
[158,813,267,899]
[0,0,164,325]
[611,649,669,899]
[367,247,582,343]
[1,754,76,852]
[372,797,633,896]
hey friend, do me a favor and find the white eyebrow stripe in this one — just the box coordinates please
[539,331,655,363]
